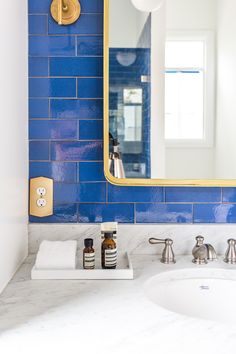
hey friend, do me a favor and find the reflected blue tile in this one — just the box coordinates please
[166,187,222,203]
[50,57,103,77]
[136,204,193,223]
[29,141,49,160]
[194,204,236,223]
[77,36,103,56]
[28,0,51,13]
[30,204,77,223]
[78,78,103,98]
[29,15,47,34]
[78,204,134,223]
[29,99,49,118]
[49,14,103,35]
[54,183,77,203]
[29,58,48,77]
[29,36,75,56]
[30,162,77,182]
[80,0,103,13]
[79,120,103,140]
[78,162,105,182]
[29,78,76,98]
[29,120,77,140]
[108,185,164,203]
[50,99,103,119]
[78,183,106,202]
[51,141,103,161]
[223,188,236,202]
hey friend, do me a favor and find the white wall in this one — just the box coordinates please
[215,0,236,179]
[0,0,28,292]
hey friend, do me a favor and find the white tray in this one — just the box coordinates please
[31,252,134,280]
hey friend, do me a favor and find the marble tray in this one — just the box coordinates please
[31,252,134,280]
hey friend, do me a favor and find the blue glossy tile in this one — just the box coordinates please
[80,0,103,13]
[29,78,76,98]
[136,204,193,223]
[54,183,77,203]
[29,99,49,118]
[29,58,48,77]
[77,36,103,56]
[78,183,106,202]
[165,187,222,203]
[28,0,51,13]
[29,36,75,56]
[29,15,47,34]
[29,120,77,140]
[30,162,77,182]
[78,78,103,98]
[50,57,103,77]
[78,203,134,223]
[194,204,236,223]
[29,141,49,160]
[223,188,236,202]
[30,204,77,223]
[108,185,164,203]
[51,141,103,161]
[49,14,103,35]
[79,120,103,140]
[50,99,103,119]
[78,162,105,182]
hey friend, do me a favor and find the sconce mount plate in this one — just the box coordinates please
[51,0,81,26]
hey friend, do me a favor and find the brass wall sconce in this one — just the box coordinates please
[51,0,81,26]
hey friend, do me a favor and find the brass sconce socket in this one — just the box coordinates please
[51,0,81,26]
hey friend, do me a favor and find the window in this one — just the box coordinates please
[165,31,215,147]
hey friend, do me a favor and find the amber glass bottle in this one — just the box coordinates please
[102,232,117,269]
[83,238,95,269]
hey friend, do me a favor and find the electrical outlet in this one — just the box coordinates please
[30,177,53,217]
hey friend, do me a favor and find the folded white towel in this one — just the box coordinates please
[35,241,77,270]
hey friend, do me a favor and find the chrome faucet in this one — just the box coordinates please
[149,238,176,264]
[192,236,217,265]
[224,239,236,264]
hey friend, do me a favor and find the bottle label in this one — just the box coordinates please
[105,249,117,267]
[84,252,95,269]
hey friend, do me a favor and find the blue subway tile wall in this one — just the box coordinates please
[29,0,236,224]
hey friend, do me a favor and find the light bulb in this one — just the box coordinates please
[131,0,164,12]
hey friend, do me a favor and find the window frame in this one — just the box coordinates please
[165,30,215,149]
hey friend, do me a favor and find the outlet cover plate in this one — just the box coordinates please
[30,177,53,217]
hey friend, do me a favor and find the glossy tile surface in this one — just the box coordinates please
[29,204,78,223]
[79,120,103,140]
[78,162,105,182]
[50,99,103,119]
[51,141,103,161]
[29,141,49,161]
[29,120,77,140]
[29,99,49,119]
[29,58,48,77]
[78,203,134,223]
[77,36,103,56]
[29,36,76,57]
[50,57,103,77]
[30,162,77,183]
[108,185,164,203]
[136,204,193,223]
[194,204,236,223]
[77,78,103,98]
[29,78,76,98]
[166,187,222,203]
[29,15,47,34]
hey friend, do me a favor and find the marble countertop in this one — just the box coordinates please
[0,255,236,354]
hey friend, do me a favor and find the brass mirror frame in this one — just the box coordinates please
[103,0,236,187]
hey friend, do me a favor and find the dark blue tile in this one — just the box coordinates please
[29,99,49,118]
[29,141,49,160]
[29,78,76,98]
[30,162,77,182]
[29,36,75,56]
[77,36,103,56]
[165,187,222,203]
[136,204,193,223]
[108,185,164,203]
[54,183,77,203]
[50,99,103,119]
[29,120,77,139]
[223,188,236,202]
[51,141,103,161]
[80,0,103,13]
[78,203,134,223]
[50,57,103,77]
[30,204,77,223]
[29,58,48,77]
[194,204,236,223]
[29,15,47,34]
[49,14,103,35]
[78,162,105,182]
[28,0,51,13]
[79,120,103,140]
[78,78,103,98]
[78,183,106,202]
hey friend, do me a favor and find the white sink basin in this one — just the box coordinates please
[144,268,236,324]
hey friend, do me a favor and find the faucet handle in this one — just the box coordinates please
[224,239,236,264]
[149,238,176,264]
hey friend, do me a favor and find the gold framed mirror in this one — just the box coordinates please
[103,0,236,187]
